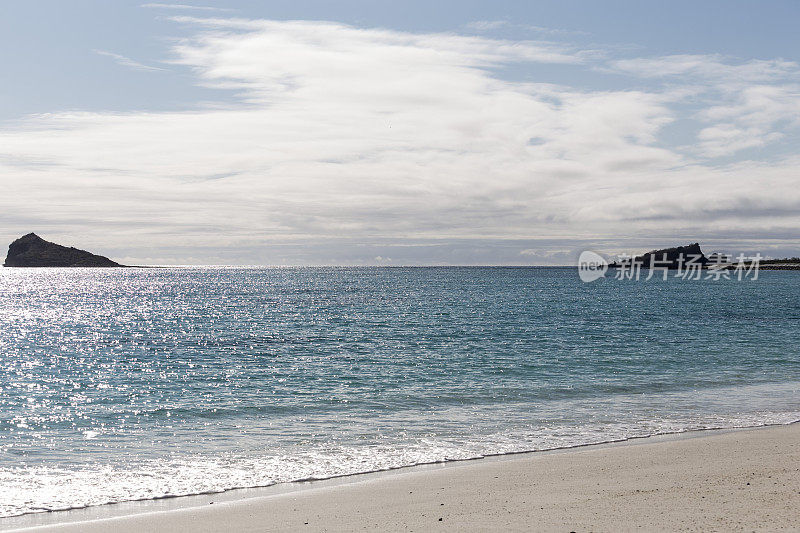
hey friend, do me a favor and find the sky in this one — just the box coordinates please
[1,0,799,265]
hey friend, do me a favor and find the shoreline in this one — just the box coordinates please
[4,421,799,531]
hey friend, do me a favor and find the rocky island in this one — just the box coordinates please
[3,233,124,267]
[609,243,709,269]
[609,243,800,270]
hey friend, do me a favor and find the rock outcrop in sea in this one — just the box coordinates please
[634,242,709,268]
[3,233,124,267]
[610,243,709,269]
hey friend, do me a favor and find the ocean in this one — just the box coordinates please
[1,266,798,518]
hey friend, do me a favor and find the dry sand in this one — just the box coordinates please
[5,423,800,532]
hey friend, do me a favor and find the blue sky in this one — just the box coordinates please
[3,1,799,120]
[2,1,799,264]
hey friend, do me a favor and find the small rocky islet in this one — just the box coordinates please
[3,233,124,267]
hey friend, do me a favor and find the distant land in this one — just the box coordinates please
[3,233,124,267]
[2,235,798,269]
[609,243,800,270]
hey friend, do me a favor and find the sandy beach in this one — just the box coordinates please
[4,423,798,532]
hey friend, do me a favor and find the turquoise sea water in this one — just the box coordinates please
[0,267,798,517]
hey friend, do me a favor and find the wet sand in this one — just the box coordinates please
[6,423,800,532]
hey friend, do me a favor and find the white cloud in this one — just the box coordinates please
[465,20,510,31]
[691,84,800,156]
[1,19,799,264]
[608,54,798,82]
[607,54,800,158]
[701,84,800,127]
[695,124,778,157]
[465,20,589,37]
[93,50,165,72]
[140,3,233,12]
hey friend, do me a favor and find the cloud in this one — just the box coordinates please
[465,20,510,31]
[606,54,800,158]
[608,54,799,82]
[93,49,165,72]
[465,20,589,37]
[1,18,799,264]
[690,83,800,157]
[140,3,233,11]
[167,16,592,68]
[695,124,778,157]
